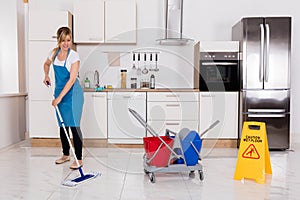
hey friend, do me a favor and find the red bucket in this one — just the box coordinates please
[143,136,174,167]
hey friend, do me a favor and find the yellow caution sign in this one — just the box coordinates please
[234,121,272,184]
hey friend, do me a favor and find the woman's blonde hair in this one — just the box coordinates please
[51,26,72,61]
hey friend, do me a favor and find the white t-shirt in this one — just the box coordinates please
[48,49,80,72]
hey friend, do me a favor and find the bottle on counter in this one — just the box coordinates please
[94,70,100,88]
[150,74,155,89]
[120,69,127,88]
[84,77,90,88]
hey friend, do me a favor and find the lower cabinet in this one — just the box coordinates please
[107,92,146,144]
[147,121,199,136]
[81,92,107,138]
[147,92,199,137]
[29,100,58,138]
[199,92,238,139]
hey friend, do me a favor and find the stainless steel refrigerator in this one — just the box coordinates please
[232,17,291,150]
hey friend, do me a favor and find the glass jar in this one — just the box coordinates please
[120,69,127,88]
[140,79,149,89]
[130,78,137,89]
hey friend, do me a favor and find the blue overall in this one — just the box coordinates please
[53,48,84,127]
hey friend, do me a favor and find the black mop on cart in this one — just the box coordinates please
[128,108,219,183]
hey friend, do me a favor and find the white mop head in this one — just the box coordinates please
[62,172,101,187]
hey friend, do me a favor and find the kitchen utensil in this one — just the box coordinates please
[154,53,159,71]
[142,53,149,74]
[132,53,136,70]
[136,53,142,75]
[149,53,154,71]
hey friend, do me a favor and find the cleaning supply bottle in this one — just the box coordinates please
[150,74,155,89]
[84,77,90,88]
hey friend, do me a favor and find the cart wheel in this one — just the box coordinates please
[189,171,195,178]
[144,169,149,174]
[149,173,155,183]
[199,170,204,181]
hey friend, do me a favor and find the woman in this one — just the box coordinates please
[43,26,84,170]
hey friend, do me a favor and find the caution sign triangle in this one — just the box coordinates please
[242,144,260,159]
[234,121,272,184]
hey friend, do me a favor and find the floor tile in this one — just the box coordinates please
[0,140,299,200]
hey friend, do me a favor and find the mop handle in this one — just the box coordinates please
[55,106,82,171]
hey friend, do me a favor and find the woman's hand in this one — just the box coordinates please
[52,97,62,107]
[43,76,51,87]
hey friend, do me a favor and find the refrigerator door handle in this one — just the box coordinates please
[259,24,265,82]
[248,114,286,118]
[265,23,270,82]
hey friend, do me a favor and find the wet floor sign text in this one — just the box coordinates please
[234,121,272,184]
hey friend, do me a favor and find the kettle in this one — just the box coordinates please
[94,70,100,88]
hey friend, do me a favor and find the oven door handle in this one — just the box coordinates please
[201,62,238,66]
[248,114,286,118]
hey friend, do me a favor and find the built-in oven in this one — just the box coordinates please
[200,52,239,91]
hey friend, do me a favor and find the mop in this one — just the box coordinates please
[55,106,100,187]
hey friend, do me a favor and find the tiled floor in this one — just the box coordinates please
[0,140,299,200]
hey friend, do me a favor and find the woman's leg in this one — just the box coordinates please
[55,127,71,164]
[60,126,70,156]
[70,127,83,160]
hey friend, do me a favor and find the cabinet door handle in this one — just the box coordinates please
[51,35,56,39]
[122,96,131,99]
[166,104,180,107]
[166,94,179,98]
[89,37,102,41]
[92,94,105,98]
[166,122,180,126]
[201,94,215,97]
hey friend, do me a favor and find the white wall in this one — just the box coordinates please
[27,0,300,137]
[0,0,21,93]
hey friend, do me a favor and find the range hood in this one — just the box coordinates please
[157,0,193,45]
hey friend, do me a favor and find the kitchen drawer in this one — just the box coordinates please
[147,120,199,137]
[107,92,146,100]
[147,101,199,121]
[147,92,199,102]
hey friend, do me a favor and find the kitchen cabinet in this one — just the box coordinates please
[73,0,104,43]
[28,42,56,100]
[29,11,72,41]
[199,92,238,139]
[29,101,58,138]
[81,92,107,138]
[107,92,146,144]
[147,92,199,136]
[28,11,72,138]
[105,0,136,43]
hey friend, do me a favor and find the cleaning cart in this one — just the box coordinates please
[128,108,219,183]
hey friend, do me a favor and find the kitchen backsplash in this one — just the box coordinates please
[78,43,197,89]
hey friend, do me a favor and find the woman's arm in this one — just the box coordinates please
[43,58,52,86]
[52,60,80,107]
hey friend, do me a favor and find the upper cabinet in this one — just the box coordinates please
[73,0,136,44]
[29,11,72,41]
[105,0,136,43]
[74,0,104,43]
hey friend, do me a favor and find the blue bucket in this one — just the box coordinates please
[180,130,202,166]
